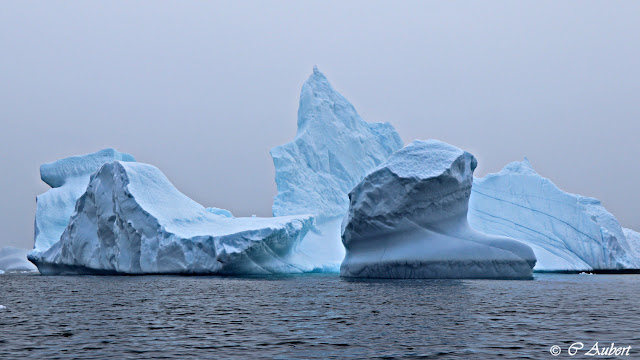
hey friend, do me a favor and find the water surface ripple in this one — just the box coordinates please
[1,274,638,359]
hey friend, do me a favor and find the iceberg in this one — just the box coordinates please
[340,140,536,279]
[468,159,640,272]
[31,161,314,275]
[0,247,38,273]
[271,67,403,271]
[29,68,400,275]
[30,148,135,259]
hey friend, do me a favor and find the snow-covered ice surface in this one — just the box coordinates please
[468,158,640,272]
[30,148,135,259]
[0,247,38,273]
[271,67,403,271]
[340,140,536,279]
[31,161,314,275]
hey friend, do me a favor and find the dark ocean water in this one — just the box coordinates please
[0,273,638,359]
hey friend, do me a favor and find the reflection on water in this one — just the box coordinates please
[0,273,638,359]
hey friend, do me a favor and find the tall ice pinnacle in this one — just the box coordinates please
[271,66,403,219]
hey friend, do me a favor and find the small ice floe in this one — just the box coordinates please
[579,272,595,275]
[0,270,4,275]
[0,305,7,310]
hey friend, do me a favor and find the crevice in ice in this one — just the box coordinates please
[472,187,600,245]
[469,209,592,268]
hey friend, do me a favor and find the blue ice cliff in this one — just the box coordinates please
[468,159,640,272]
[29,148,135,262]
[271,66,403,271]
[31,160,313,275]
[340,140,537,279]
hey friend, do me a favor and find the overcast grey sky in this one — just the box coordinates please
[1,1,639,249]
